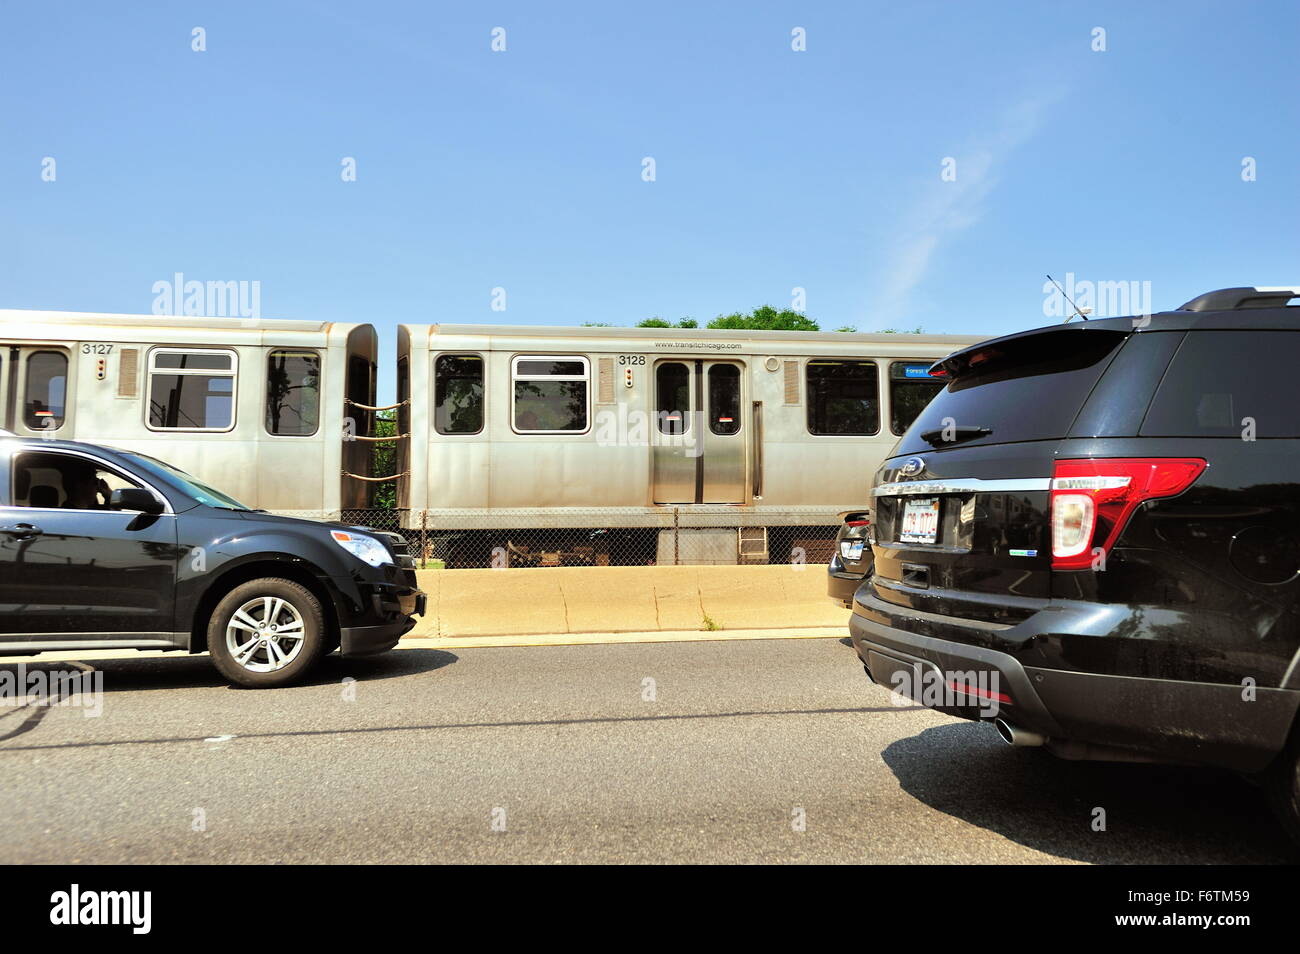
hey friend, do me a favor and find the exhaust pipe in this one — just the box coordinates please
[994,719,1046,747]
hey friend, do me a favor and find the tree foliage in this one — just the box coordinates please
[707,305,819,331]
[371,410,398,509]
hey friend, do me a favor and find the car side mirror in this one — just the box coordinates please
[110,487,165,515]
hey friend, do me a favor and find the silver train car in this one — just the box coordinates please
[0,310,379,519]
[397,324,986,564]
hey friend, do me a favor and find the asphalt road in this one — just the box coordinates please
[0,637,1292,864]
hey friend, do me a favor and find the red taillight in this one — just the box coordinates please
[928,367,950,378]
[845,519,870,527]
[1050,458,1205,571]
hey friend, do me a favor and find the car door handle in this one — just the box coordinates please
[0,523,43,540]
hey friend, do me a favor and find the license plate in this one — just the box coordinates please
[899,497,940,544]
[841,540,865,560]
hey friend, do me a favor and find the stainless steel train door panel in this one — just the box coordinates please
[3,345,72,438]
[700,361,745,503]
[651,359,747,505]
[651,359,697,504]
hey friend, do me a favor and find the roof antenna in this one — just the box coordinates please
[1047,274,1091,323]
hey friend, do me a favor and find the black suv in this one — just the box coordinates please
[0,437,424,687]
[827,510,873,607]
[849,286,1300,843]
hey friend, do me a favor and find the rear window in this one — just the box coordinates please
[1141,330,1300,438]
[895,328,1127,454]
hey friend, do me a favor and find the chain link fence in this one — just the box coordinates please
[340,508,839,569]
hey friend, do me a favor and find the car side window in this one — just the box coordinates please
[10,452,141,510]
[1140,330,1300,438]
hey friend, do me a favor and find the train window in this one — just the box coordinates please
[656,362,691,435]
[147,348,237,431]
[346,354,374,443]
[708,364,741,435]
[397,355,410,440]
[516,359,586,377]
[435,354,484,435]
[889,361,944,435]
[806,359,879,436]
[23,351,68,431]
[512,355,589,433]
[265,350,321,436]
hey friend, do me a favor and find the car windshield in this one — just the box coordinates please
[118,452,257,510]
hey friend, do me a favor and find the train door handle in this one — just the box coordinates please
[0,523,43,540]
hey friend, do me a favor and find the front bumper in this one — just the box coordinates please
[368,582,425,620]
[340,618,415,656]
[849,588,1300,773]
[327,569,425,657]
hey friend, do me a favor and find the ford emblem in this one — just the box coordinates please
[899,457,925,477]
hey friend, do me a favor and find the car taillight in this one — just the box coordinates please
[840,517,871,544]
[1050,458,1206,571]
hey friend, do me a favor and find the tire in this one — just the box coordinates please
[206,578,328,688]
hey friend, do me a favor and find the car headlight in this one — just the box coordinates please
[330,530,393,567]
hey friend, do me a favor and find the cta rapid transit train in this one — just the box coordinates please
[397,323,985,564]
[0,309,985,563]
[0,310,379,518]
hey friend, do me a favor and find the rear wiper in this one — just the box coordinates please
[918,425,992,447]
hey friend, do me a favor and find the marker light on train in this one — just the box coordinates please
[1050,458,1206,571]
[330,529,393,568]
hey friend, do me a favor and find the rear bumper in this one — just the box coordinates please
[849,589,1300,773]
[827,565,866,607]
[827,554,871,608]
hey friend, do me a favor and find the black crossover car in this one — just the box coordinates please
[827,510,873,607]
[849,286,1300,842]
[0,437,424,687]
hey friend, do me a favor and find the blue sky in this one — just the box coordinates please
[2,1,1297,400]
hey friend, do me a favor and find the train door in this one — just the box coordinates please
[341,339,376,509]
[651,359,746,504]
[3,346,71,438]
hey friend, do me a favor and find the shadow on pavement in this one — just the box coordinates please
[882,721,1297,864]
[0,649,459,693]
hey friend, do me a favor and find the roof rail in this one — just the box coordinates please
[1178,286,1300,312]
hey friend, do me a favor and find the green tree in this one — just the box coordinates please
[636,317,673,328]
[708,305,819,331]
[371,410,398,509]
